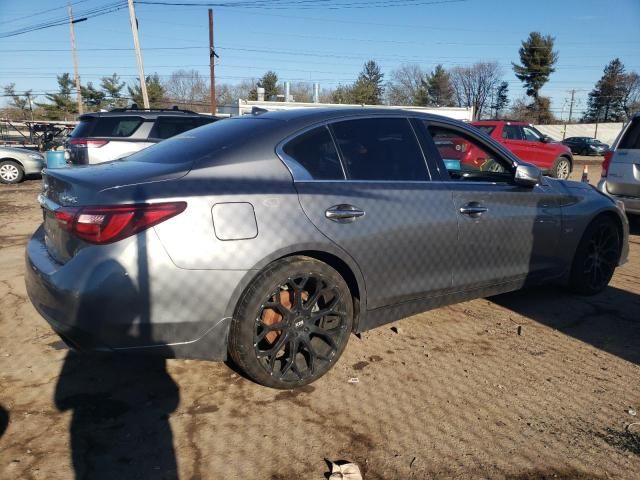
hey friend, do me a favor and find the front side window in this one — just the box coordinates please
[282,126,344,180]
[522,126,543,142]
[427,124,512,182]
[330,117,428,181]
[502,125,522,140]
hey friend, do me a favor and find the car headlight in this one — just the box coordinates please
[29,153,44,160]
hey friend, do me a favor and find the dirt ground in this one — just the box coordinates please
[1,167,639,480]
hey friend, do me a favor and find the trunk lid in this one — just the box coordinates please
[40,159,192,263]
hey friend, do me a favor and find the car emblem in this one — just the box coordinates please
[59,192,78,204]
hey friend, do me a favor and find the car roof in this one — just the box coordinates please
[471,120,528,125]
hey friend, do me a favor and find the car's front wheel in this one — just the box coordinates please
[0,160,24,184]
[229,256,354,389]
[569,216,621,295]
[550,156,571,179]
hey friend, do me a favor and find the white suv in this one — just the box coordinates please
[598,113,640,216]
[66,107,218,165]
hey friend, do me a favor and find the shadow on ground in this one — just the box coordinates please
[0,405,8,439]
[491,285,640,365]
[55,352,179,480]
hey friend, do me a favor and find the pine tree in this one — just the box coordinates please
[426,65,454,106]
[37,73,76,120]
[249,71,281,101]
[127,73,166,108]
[81,82,106,110]
[583,58,627,122]
[512,32,558,100]
[352,60,384,105]
[100,73,126,109]
[492,81,509,117]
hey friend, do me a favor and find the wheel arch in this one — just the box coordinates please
[223,247,367,333]
[0,157,23,167]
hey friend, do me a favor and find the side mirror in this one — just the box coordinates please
[514,164,542,187]
[540,135,551,143]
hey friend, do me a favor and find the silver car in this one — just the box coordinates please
[598,113,640,215]
[25,109,629,389]
[0,146,44,184]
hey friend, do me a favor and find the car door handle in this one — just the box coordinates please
[459,203,488,218]
[325,204,366,223]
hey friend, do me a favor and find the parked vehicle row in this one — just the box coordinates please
[25,109,629,389]
[562,136,609,156]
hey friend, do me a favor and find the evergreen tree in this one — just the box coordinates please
[332,84,354,104]
[3,83,31,119]
[492,81,509,117]
[426,65,455,106]
[512,32,558,100]
[100,73,126,109]
[127,73,166,108]
[352,60,384,105]
[37,73,76,119]
[81,82,106,110]
[249,71,281,101]
[583,58,628,122]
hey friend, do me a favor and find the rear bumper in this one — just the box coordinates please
[598,179,640,214]
[25,225,247,360]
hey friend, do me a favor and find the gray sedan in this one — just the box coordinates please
[25,109,629,388]
[0,146,45,183]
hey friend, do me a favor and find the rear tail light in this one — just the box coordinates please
[68,139,109,148]
[54,202,186,244]
[601,150,613,177]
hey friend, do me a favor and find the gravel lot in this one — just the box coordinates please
[1,169,639,480]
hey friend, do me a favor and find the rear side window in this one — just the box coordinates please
[331,118,428,181]
[474,125,495,136]
[91,117,143,137]
[502,125,522,140]
[619,120,640,149]
[150,116,216,140]
[282,127,344,180]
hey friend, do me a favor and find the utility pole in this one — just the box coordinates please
[567,89,576,124]
[68,3,83,114]
[127,0,149,108]
[208,9,217,115]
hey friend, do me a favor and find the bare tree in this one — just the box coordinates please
[163,69,209,111]
[450,62,503,120]
[621,71,640,120]
[289,82,313,103]
[386,64,426,106]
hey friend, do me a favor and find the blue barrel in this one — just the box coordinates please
[46,151,67,169]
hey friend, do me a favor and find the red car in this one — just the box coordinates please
[471,121,573,179]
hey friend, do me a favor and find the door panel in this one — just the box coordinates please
[450,182,562,289]
[296,181,458,309]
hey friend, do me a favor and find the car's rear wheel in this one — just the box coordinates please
[229,256,353,389]
[550,156,571,179]
[569,216,620,295]
[0,160,24,184]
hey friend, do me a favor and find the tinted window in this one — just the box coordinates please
[502,125,522,140]
[91,117,144,137]
[69,117,96,138]
[150,116,216,140]
[474,125,495,136]
[130,117,276,164]
[331,118,428,181]
[282,126,344,180]
[427,124,512,182]
[619,119,640,149]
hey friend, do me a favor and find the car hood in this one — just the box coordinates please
[0,146,42,157]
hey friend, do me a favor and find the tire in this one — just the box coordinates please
[550,156,571,179]
[229,256,354,389]
[569,216,620,295]
[0,160,24,184]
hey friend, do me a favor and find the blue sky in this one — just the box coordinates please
[1,0,639,117]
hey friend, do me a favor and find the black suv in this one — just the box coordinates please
[66,107,219,165]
